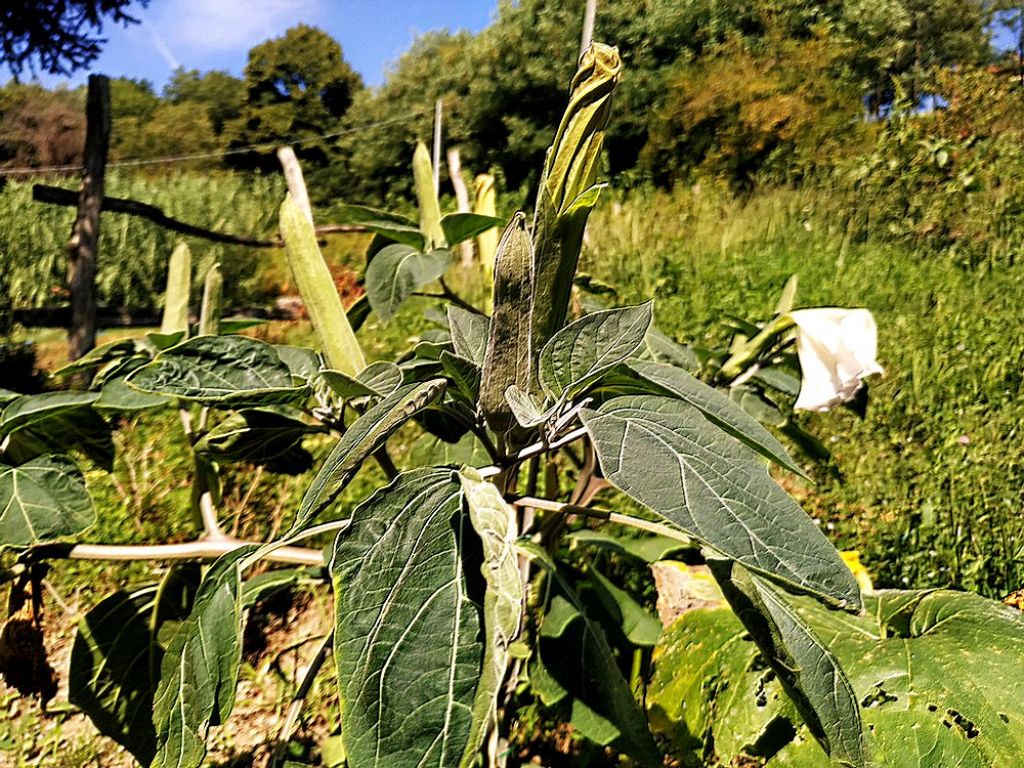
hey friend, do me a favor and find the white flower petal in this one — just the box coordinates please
[789,308,883,412]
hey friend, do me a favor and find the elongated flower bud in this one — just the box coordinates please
[530,42,622,365]
[474,173,498,310]
[480,212,533,434]
[279,194,366,374]
[160,242,191,337]
[413,140,446,250]
[198,263,222,337]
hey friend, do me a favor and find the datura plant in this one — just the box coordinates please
[2,41,1022,768]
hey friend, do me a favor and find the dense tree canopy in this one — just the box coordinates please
[226,24,363,172]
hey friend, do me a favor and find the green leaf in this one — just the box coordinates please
[651,588,1024,768]
[290,379,446,533]
[579,396,860,609]
[69,566,200,766]
[196,408,315,474]
[160,242,192,337]
[0,389,19,406]
[520,541,661,766]
[568,529,689,563]
[95,378,173,411]
[336,203,418,229]
[538,302,653,400]
[457,469,523,767]
[625,359,804,476]
[364,244,452,322]
[587,567,661,647]
[440,351,481,404]
[152,548,252,768]
[53,338,139,377]
[330,469,480,768]
[280,194,366,375]
[0,391,114,469]
[441,212,506,246]
[409,433,491,468]
[126,335,307,407]
[480,213,533,433]
[638,327,700,372]
[710,562,865,765]
[356,361,404,396]
[504,383,555,428]
[0,391,100,435]
[446,305,489,366]
[0,455,95,547]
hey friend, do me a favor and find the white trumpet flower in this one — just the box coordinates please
[788,308,883,412]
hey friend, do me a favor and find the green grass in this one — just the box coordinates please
[583,185,1024,597]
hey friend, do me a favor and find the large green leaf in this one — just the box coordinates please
[520,541,662,766]
[538,302,653,400]
[290,380,446,533]
[0,391,100,435]
[0,455,95,547]
[0,393,114,469]
[196,408,315,474]
[364,244,452,322]
[330,469,481,768]
[95,377,173,412]
[441,212,507,247]
[624,359,804,476]
[568,528,690,563]
[457,469,523,767]
[69,566,200,766]
[126,335,307,407]
[579,396,860,609]
[446,306,489,367]
[152,548,252,768]
[650,588,1024,768]
[710,562,865,765]
[587,567,662,647]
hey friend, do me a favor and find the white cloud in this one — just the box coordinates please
[150,0,325,56]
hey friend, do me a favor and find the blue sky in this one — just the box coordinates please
[38,0,498,91]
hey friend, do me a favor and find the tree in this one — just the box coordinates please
[0,0,147,78]
[163,68,244,134]
[226,25,362,172]
[0,82,85,168]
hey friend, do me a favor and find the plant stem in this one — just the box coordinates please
[479,426,588,478]
[271,630,335,768]
[28,537,325,566]
[511,496,693,545]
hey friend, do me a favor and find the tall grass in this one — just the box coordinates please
[585,185,1024,597]
[1,171,285,311]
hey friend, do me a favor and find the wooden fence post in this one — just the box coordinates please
[67,74,110,362]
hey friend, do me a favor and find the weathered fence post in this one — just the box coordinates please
[67,74,110,362]
[432,98,443,194]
